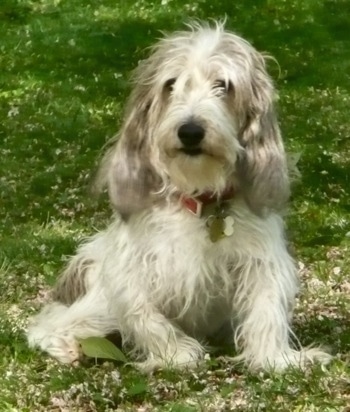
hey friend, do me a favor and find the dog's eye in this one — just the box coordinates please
[164,78,176,91]
[213,80,233,93]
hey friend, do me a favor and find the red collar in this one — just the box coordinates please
[180,187,235,217]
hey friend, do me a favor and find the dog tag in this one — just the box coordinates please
[223,216,234,236]
[207,215,225,243]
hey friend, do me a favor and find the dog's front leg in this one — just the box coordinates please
[116,298,205,372]
[232,258,331,371]
[233,268,294,370]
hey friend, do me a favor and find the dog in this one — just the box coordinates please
[27,22,331,372]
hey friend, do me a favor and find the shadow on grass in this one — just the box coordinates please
[294,315,350,354]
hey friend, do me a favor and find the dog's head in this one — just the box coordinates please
[96,22,290,218]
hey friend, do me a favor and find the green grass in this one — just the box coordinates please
[1,0,349,410]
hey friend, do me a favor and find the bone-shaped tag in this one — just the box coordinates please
[223,216,234,236]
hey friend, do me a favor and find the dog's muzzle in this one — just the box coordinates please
[178,122,205,156]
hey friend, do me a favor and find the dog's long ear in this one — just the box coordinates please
[94,83,160,219]
[237,53,290,215]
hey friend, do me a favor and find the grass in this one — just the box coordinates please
[1,0,349,410]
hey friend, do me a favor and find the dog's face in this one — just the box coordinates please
[144,27,271,194]
[151,43,242,194]
[97,23,290,217]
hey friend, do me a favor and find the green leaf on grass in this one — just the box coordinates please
[79,337,127,362]
[127,380,148,396]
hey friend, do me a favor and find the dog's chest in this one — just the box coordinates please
[134,208,239,311]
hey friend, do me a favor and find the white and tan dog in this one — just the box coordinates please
[27,23,331,372]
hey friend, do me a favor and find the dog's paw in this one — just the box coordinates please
[264,348,332,371]
[28,325,81,364]
[233,347,332,372]
[134,349,202,373]
[292,347,333,368]
[45,334,82,364]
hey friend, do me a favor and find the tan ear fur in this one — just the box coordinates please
[237,53,290,215]
[95,84,161,219]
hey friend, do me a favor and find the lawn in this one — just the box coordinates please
[0,0,349,410]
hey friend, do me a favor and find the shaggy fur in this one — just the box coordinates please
[27,23,331,372]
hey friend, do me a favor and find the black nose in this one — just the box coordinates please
[177,122,205,147]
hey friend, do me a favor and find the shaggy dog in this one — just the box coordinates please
[27,23,331,372]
